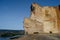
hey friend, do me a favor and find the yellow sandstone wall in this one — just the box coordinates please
[56,6,60,33]
[24,3,60,34]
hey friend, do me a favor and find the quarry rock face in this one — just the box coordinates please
[24,3,60,34]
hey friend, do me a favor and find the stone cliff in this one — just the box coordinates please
[24,3,60,34]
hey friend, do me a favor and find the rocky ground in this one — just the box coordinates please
[11,34,60,40]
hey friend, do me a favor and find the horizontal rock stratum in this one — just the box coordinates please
[24,3,60,34]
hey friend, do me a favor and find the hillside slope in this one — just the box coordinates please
[11,34,60,40]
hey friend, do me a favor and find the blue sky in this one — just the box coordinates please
[0,0,60,30]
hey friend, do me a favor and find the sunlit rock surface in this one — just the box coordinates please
[24,3,60,34]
